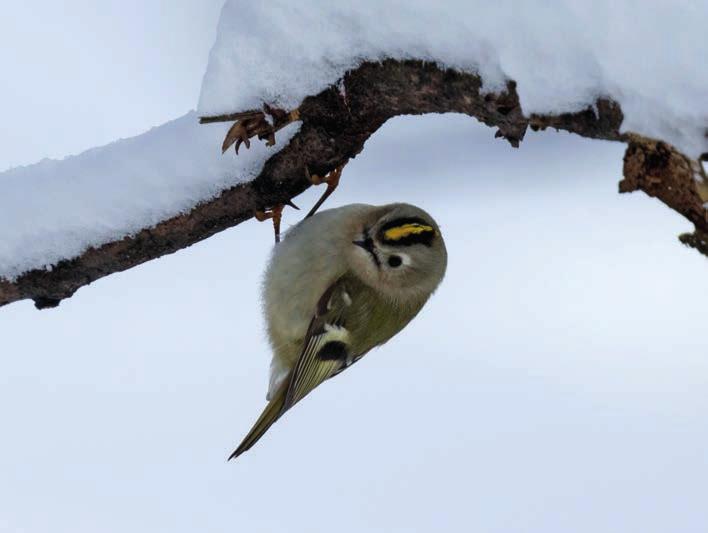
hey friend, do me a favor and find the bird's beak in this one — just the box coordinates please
[352,236,380,267]
[352,238,375,252]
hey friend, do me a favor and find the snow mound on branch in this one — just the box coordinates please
[0,113,299,280]
[200,1,708,158]
[3,1,705,281]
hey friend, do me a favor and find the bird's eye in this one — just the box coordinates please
[387,255,403,268]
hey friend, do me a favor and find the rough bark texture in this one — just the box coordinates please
[1,59,706,310]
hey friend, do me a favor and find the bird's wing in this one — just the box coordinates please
[229,277,354,460]
[283,278,354,409]
[228,387,286,460]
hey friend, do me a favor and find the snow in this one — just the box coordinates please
[0,113,299,280]
[200,1,708,158]
[3,1,707,280]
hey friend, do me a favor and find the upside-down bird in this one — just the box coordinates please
[231,202,447,459]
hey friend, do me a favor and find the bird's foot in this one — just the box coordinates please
[221,105,300,155]
[255,200,299,244]
[305,161,348,218]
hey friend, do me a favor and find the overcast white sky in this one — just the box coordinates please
[2,3,708,533]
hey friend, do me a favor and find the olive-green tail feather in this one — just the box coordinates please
[229,388,286,460]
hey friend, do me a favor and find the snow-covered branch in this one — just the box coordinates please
[1,59,706,309]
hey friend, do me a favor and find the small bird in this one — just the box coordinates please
[230,202,447,459]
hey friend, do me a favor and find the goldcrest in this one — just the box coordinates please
[231,202,447,458]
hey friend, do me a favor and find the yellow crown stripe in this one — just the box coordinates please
[384,223,434,241]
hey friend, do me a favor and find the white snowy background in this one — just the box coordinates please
[2,2,708,533]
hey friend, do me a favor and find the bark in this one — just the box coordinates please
[1,59,706,309]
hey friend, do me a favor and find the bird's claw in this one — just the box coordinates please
[255,200,300,244]
[221,106,300,155]
[305,162,347,218]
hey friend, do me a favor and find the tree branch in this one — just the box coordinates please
[2,59,706,310]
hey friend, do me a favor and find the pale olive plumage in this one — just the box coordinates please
[230,203,447,459]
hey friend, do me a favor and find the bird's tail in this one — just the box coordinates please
[229,387,287,460]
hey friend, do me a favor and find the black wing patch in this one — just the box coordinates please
[317,340,349,361]
[282,278,353,409]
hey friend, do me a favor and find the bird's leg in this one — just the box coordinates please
[255,205,284,244]
[305,161,348,218]
[255,201,299,244]
[216,105,300,155]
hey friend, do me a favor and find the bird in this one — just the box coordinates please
[230,202,448,459]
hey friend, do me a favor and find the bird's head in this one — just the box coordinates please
[348,203,447,302]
